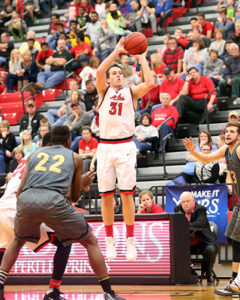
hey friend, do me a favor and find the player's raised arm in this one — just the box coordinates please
[182,137,227,163]
[96,37,127,99]
[131,51,154,105]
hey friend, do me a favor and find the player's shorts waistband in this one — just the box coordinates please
[100,136,133,144]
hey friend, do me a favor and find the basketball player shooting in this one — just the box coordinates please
[96,37,154,261]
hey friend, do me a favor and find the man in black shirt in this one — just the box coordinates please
[30,39,72,94]
[0,32,14,68]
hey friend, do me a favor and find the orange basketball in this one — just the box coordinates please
[123,32,148,55]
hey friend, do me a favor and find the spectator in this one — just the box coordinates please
[133,112,158,153]
[35,42,54,72]
[126,0,142,32]
[179,130,217,183]
[188,28,211,49]
[118,0,133,17]
[95,0,106,18]
[140,71,160,111]
[68,101,91,138]
[162,36,184,74]
[174,191,217,283]
[84,11,101,49]
[194,144,220,184]
[3,48,22,93]
[19,31,41,55]
[177,67,216,123]
[137,0,157,35]
[18,50,39,89]
[209,29,226,57]
[215,8,235,39]
[174,28,188,50]
[0,120,17,173]
[0,0,14,28]
[49,14,67,37]
[197,13,214,39]
[6,10,24,40]
[150,53,166,79]
[231,21,240,48]
[76,5,90,29]
[151,93,179,150]
[234,4,240,23]
[218,43,240,102]
[203,49,223,87]
[78,126,98,173]
[221,110,240,134]
[79,56,99,90]
[30,39,73,94]
[157,33,170,58]
[65,0,82,21]
[48,22,68,50]
[217,134,227,183]
[122,64,140,87]
[8,147,24,173]
[223,39,234,62]
[48,89,86,127]
[35,121,50,148]
[70,31,93,70]
[18,129,37,156]
[216,0,235,20]
[182,38,208,75]
[26,38,39,60]
[81,0,94,14]
[160,67,184,106]
[107,4,130,38]
[69,20,83,48]
[92,19,116,61]
[137,190,164,214]
[155,0,172,25]
[81,79,98,116]
[0,32,14,68]
[19,100,44,140]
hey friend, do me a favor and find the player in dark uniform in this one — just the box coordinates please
[182,122,240,296]
[0,126,125,300]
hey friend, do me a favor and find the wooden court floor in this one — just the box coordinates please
[3,280,237,299]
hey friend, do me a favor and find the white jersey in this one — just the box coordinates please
[99,86,135,140]
[0,157,54,251]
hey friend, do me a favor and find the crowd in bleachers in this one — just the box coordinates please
[0,0,239,189]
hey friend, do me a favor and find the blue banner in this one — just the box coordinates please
[166,184,228,243]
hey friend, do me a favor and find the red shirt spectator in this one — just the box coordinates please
[36,45,54,68]
[140,203,165,213]
[197,13,214,39]
[151,105,179,129]
[162,37,184,73]
[70,42,93,60]
[79,135,98,153]
[188,76,216,101]
[141,85,160,110]
[160,67,184,105]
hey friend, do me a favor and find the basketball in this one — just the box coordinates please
[123,32,148,55]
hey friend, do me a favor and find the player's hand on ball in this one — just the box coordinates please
[116,37,128,54]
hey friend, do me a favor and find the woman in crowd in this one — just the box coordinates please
[150,53,166,78]
[3,48,22,93]
[209,29,226,58]
[8,147,24,173]
[180,130,217,184]
[137,190,164,214]
[19,129,36,156]
[0,120,17,173]
[18,50,39,90]
[182,38,208,75]
[193,144,219,184]
[133,112,158,153]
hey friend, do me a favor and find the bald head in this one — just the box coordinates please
[180,191,195,213]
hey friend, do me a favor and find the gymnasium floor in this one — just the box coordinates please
[3,281,236,299]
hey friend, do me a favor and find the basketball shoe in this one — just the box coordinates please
[105,237,117,261]
[230,278,240,293]
[214,282,240,296]
[104,291,126,300]
[126,237,137,261]
[43,288,66,300]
